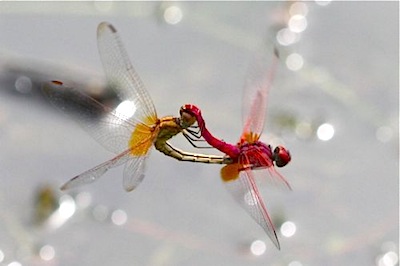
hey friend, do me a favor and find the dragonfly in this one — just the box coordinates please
[43,22,231,192]
[180,50,291,250]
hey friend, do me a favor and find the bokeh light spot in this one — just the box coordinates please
[289,2,309,16]
[280,221,297,237]
[39,245,55,261]
[276,28,300,46]
[8,262,22,266]
[164,6,183,25]
[315,0,332,6]
[286,53,304,71]
[288,15,308,33]
[288,261,303,266]
[250,240,266,256]
[378,251,399,266]
[15,76,32,94]
[59,195,76,219]
[317,123,335,141]
[75,191,92,209]
[111,209,128,226]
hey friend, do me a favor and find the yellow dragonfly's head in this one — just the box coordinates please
[179,105,197,128]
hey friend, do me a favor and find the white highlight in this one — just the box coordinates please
[46,195,76,230]
[164,6,183,25]
[8,262,22,266]
[288,261,303,266]
[280,221,297,237]
[286,53,304,71]
[116,100,136,119]
[378,251,399,266]
[276,28,300,46]
[250,240,266,256]
[315,0,332,6]
[288,15,308,33]
[39,245,55,261]
[111,209,128,226]
[317,123,335,141]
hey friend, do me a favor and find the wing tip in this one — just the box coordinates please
[59,175,80,191]
[124,186,135,192]
[59,183,69,191]
[272,231,281,250]
[98,21,117,34]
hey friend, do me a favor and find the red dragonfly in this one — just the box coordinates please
[181,50,291,250]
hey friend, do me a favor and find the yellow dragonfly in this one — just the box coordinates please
[43,22,230,192]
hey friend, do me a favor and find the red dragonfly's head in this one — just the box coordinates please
[273,145,291,167]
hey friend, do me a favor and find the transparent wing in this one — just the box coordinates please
[42,81,143,154]
[97,22,158,125]
[241,48,279,137]
[60,149,132,191]
[249,167,292,192]
[223,166,280,250]
[123,151,150,192]
[239,144,292,191]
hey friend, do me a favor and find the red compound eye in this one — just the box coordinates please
[274,145,291,167]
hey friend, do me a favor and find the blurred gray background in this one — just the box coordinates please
[0,1,398,266]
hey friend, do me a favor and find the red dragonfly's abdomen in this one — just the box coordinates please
[181,104,240,159]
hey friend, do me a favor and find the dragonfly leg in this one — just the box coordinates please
[183,130,213,149]
[155,141,232,164]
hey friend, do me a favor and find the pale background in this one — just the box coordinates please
[0,2,398,266]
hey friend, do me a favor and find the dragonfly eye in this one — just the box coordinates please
[273,145,291,167]
[180,111,196,128]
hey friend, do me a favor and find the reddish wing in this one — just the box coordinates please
[240,143,292,191]
[241,49,279,139]
[222,165,281,250]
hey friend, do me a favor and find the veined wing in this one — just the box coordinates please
[123,150,150,192]
[239,143,292,191]
[241,48,279,138]
[60,148,152,192]
[97,22,158,126]
[60,149,132,190]
[221,164,280,250]
[43,81,144,154]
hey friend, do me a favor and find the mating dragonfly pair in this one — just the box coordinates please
[43,22,291,250]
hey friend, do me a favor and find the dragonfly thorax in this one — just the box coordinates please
[239,141,274,169]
